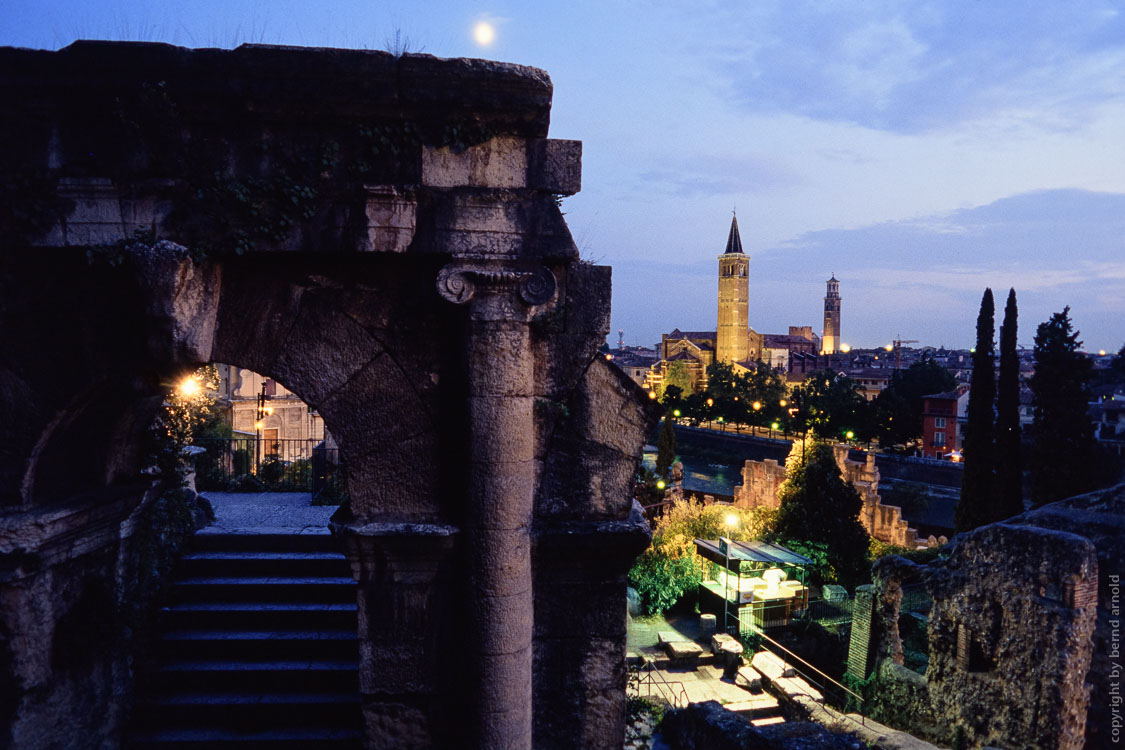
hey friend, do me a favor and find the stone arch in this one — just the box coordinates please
[0,41,657,750]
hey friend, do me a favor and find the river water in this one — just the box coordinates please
[640,448,746,496]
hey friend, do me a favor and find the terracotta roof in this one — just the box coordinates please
[667,330,716,341]
[763,334,816,347]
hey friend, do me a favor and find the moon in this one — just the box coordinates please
[473,21,495,46]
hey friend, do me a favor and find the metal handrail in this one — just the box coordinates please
[631,659,689,709]
[749,626,867,727]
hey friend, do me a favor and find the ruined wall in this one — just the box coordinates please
[853,493,1113,750]
[732,457,786,510]
[0,41,656,750]
[734,440,922,547]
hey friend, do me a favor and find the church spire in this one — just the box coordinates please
[724,213,744,255]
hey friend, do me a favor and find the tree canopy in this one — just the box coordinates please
[766,438,871,586]
[790,370,871,442]
[873,360,957,446]
[1029,307,1096,506]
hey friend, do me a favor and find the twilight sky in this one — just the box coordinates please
[5,0,1124,352]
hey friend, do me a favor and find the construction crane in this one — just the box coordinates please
[889,336,919,369]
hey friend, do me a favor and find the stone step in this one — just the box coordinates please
[132,692,361,732]
[151,659,359,693]
[127,726,362,750]
[128,530,361,749]
[179,551,350,578]
[190,532,339,554]
[724,694,782,720]
[161,602,358,631]
[169,576,356,604]
[157,629,358,661]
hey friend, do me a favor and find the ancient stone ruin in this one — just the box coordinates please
[0,41,656,748]
[848,484,1122,749]
[734,439,924,547]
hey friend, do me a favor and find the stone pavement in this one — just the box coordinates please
[628,610,785,725]
[199,492,336,535]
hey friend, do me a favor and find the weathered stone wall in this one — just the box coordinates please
[0,41,656,749]
[661,700,862,750]
[732,457,786,510]
[852,493,1114,750]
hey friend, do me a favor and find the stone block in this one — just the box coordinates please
[710,632,738,655]
[773,675,823,703]
[363,186,417,253]
[751,650,795,680]
[735,666,763,693]
[271,291,384,405]
[528,139,581,195]
[344,432,442,519]
[664,640,703,664]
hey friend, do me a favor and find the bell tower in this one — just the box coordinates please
[822,275,841,355]
[716,214,749,364]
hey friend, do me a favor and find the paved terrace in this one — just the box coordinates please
[199,492,336,535]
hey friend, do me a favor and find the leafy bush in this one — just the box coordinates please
[627,499,773,615]
[628,552,701,616]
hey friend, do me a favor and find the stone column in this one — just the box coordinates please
[847,584,877,680]
[437,262,556,750]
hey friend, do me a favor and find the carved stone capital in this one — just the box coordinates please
[436,263,557,307]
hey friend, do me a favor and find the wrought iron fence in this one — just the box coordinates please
[192,437,344,495]
[806,596,855,626]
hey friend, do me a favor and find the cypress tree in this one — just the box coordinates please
[1030,307,1095,506]
[770,439,870,587]
[995,288,1023,519]
[956,288,996,532]
[655,416,678,478]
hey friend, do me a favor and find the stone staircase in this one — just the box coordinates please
[127,532,362,749]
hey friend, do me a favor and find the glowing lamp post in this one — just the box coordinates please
[721,513,738,635]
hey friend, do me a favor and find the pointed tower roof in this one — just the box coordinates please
[723,214,744,254]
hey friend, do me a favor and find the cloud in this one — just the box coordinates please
[691,1,1125,134]
[755,189,1125,347]
[636,153,798,198]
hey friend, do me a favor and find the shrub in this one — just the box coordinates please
[628,551,701,616]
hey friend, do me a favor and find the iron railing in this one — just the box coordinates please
[628,658,689,709]
[192,437,343,494]
[747,626,867,725]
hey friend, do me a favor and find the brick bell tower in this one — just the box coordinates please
[822,274,841,354]
[716,213,750,364]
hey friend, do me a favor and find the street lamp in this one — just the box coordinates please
[178,376,201,398]
[721,512,738,636]
[256,382,271,474]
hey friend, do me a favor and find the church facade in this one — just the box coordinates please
[645,215,824,393]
